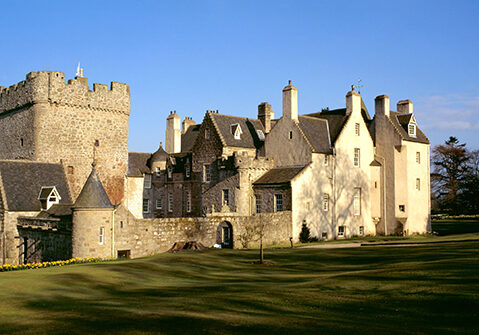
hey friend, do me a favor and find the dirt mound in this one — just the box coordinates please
[168,241,208,253]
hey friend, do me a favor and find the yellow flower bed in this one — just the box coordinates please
[0,257,109,272]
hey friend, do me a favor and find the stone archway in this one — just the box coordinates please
[216,221,233,248]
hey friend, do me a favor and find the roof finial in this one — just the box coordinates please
[288,80,291,85]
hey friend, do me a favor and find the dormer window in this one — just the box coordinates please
[231,123,243,140]
[408,124,416,137]
[38,186,61,210]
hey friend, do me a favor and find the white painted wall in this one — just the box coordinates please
[291,153,332,241]
[404,141,431,234]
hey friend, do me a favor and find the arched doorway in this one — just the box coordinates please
[217,221,233,248]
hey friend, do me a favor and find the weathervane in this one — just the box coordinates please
[351,78,362,93]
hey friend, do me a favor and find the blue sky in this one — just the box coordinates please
[1,0,478,152]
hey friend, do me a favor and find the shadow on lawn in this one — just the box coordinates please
[3,243,479,335]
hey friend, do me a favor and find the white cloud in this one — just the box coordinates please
[416,94,479,130]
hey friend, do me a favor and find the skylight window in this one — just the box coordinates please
[256,129,265,141]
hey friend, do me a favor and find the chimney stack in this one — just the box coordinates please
[282,80,298,121]
[182,117,196,134]
[397,100,413,114]
[346,90,361,115]
[258,102,274,133]
[165,110,181,153]
[375,95,390,118]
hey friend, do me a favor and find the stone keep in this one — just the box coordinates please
[0,71,130,204]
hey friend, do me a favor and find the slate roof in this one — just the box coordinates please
[253,166,307,186]
[127,152,151,176]
[305,101,372,144]
[181,124,201,152]
[73,167,113,209]
[297,116,332,153]
[0,160,72,211]
[390,111,429,144]
[36,204,72,218]
[209,113,265,149]
[305,109,349,144]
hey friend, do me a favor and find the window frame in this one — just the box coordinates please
[222,189,229,206]
[143,199,150,213]
[322,194,329,212]
[324,155,329,166]
[354,148,360,168]
[203,164,211,183]
[274,194,283,212]
[416,178,421,191]
[168,193,173,212]
[416,152,421,164]
[186,191,191,213]
[144,174,152,189]
[99,226,105,245]
[408,124,416,137]
[355,122,360,136]
[353,188,361,216]
[156,198,162,210]
[338,226,345,238]
[255,194,261,214]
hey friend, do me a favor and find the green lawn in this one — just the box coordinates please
[1,240,478,334]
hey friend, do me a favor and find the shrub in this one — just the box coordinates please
[299,223,311,243]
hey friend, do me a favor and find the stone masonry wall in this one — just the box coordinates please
[0,71,130,204]
[114,207,292,259]
[17,224,72,263]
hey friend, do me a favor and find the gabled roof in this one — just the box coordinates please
[297,116,332,154]
[0,160,72,211]
[304,100,373,145]
[73,167,113,209]
[38,186,60,201]
[390,111,429,144]
[127,152,151,176]
[208,112,265,149]
[181,124,201,152]
[253,165,307,186]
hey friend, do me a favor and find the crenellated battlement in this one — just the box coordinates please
[234,152,274,170]
[0,71,130,114]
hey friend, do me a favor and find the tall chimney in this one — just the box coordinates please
[258,102,274,133]
[375,95,390,118]
[182,117,196,134]
[166,111,181,153]
[397,100,413,114]
[346,90,361,115]
[282,80,298,121]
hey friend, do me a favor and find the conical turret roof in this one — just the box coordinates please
[73,166,113,209]
[151,143,168,162]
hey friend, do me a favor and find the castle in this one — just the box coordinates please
[0,71,430,265]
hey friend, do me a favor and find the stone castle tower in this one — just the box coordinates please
[0,71,130,204]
